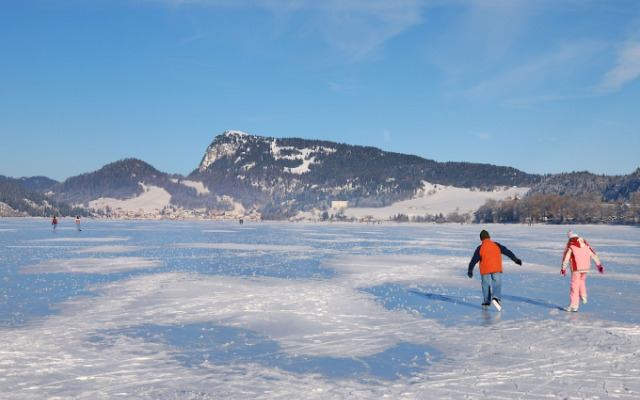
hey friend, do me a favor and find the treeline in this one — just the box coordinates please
[474,193,640,225]
[392,211,471,224]
[388,193,640,225]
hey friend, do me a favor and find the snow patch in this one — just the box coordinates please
[20,257,163,274]
[88,183,171,213]
[286,155,315,174]
[169,242,316,252]
[270,139,336,175]
[224,130,250,137]
[171,178,210,195]
[345,182,529,219]
[72,245,146,254]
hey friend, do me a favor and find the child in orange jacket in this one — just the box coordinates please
[468,230,522,311]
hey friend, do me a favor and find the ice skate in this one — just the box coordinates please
[492,298,502,311]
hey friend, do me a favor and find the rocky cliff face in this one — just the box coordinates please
[196,130,340,176]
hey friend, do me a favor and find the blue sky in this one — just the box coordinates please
[1,0,639,182]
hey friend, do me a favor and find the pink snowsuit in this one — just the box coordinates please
[561,236,601,308]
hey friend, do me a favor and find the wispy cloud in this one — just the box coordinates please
[432,1,640,105]
[461,41,599,103]
[328,81,368,94]
[597,39,640,93]
[141,0,424,60]
[472,131,491,140]
[308,0,424,60]
[426,0,543,80]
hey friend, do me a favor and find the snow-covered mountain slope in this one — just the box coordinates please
[89,184,172,214]
[344,183,528,220]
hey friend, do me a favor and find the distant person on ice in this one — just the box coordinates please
[51,216,58,230]
[467,230,522,311]
[561,231,603,312]
[75,216,81,231]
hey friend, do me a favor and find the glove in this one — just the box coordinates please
[468,270,473,278]
[561,269,566,276]
[514,258,522,266]
[598,264,604,274]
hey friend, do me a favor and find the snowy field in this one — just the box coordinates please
[343,184,529,220]
[1,218,639,399]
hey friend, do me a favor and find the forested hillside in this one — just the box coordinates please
[0,176,84,217]
[527,170,640,201]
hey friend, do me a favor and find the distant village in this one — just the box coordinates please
[102,206,258,222]
[83,200,353,223]
[92,198,261,222]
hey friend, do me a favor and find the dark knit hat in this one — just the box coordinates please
[480,230,490,240]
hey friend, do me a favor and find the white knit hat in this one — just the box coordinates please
[568,231,578,239]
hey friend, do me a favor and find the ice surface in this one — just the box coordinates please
[0,219,638,399]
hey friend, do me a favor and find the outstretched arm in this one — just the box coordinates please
[588,246,601,266]
[561,245,572,270]
[496,242,522,265]
[587,244,603,273]
[468,246,481,277]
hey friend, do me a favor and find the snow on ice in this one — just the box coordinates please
[0,219,638,399]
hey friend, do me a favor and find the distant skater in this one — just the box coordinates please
[561,231,603,312]
[75,215,82,231]
[468,230,522,311]
[51,216,58,230]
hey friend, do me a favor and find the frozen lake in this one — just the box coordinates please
[1,218,639,398]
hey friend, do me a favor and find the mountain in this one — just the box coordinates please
[0,175,83,217]
[51,158,172,205]
[49,158,230,212]
[190,131,541,214]
[3,131,639,220]
[0,175,58,192]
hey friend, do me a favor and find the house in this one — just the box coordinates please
[331,201,348,210]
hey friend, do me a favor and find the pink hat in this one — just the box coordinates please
[568,231,578,239]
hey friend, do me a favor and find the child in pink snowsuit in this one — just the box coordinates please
[561,231,603,312]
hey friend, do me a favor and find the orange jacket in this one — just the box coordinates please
[469,239,519,276]
[479,239,503,275]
